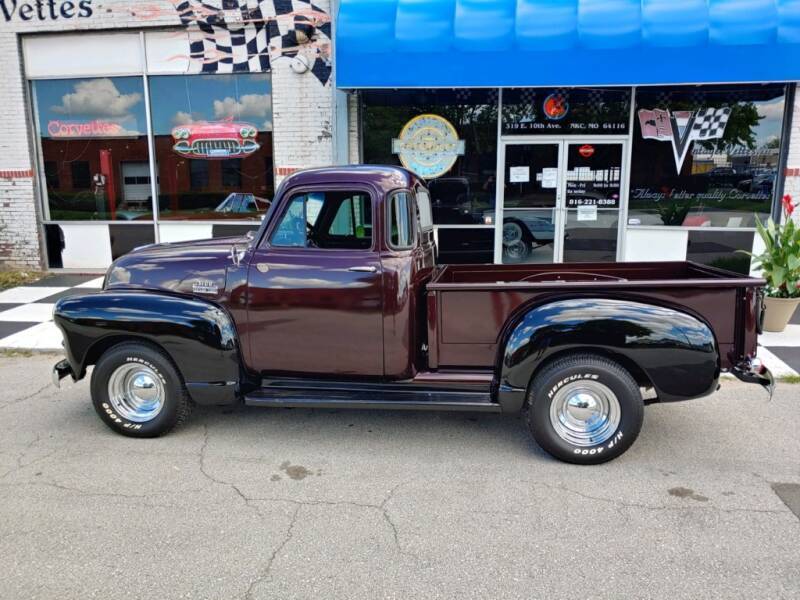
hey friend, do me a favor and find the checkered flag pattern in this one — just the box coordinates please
[454,89,472,103]
[173,0,332,84]
[515,88,537,106]
[691,107,732,140]
[583,88,607,118]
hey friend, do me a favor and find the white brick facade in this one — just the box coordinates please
[0,0,334,268]
[783,90,800,223]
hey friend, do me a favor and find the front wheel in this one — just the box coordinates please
[90,342,192,437]
[526,354,644,464]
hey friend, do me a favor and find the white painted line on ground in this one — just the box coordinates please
[0,304,55,323]
[75,277,105,289]
[0,287,67,304]
[757,346,798,378]
[0,322,63,351]
[758,324,800,347]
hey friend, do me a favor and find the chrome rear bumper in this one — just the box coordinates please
[731,357,774,399]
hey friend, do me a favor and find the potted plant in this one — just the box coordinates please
[746,194,800,332]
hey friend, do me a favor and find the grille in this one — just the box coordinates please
[193,139,240,155]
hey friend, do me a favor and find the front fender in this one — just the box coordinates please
[498,298,719,412]
[53,291,242,405]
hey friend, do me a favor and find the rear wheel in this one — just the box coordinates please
[90,342,192,437]
[526,354,643,464]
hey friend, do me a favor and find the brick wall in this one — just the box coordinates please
[0,0,334,268]
[347,91,360,164]
[783,88,800,223]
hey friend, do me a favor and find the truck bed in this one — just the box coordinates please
[426,261,764,371]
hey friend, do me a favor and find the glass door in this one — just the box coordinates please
[561,141,625,263]
[494,142,562,264]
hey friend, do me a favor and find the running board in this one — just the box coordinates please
[244,381,500,412]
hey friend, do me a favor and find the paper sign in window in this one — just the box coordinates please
[577,205,598,221]
[509,166,530,183]
[541,168,558,188]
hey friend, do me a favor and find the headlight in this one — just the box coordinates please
[173,128,189,139]
[240,127,253,138]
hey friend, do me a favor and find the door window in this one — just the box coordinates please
[562,142,623,263]
[271,191,372,250]
[500,143,559,264]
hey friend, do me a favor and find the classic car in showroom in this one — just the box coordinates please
[171,120,260,159]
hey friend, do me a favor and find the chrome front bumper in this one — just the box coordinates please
[731,357,774,399]
[52,359,74,388]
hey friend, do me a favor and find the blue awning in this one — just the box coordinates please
[336,0,800,88]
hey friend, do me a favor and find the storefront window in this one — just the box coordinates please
[502,88,631,135]
[33,77,151,221]
[629,84,787,228]
[362,89,498,263]
[149,73,274,221]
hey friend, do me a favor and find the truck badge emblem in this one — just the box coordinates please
[637,107,731,172]
[192,280,218,295]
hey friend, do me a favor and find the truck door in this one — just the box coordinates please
[245,187,384,377]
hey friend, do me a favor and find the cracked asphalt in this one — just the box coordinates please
[1,354,799,600]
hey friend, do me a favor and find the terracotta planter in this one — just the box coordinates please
[763,296,800,332]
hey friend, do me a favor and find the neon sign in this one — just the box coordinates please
[47,120,130,139]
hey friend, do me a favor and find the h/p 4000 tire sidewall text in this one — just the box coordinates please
[90,342,191,438]
[527,354,644,465]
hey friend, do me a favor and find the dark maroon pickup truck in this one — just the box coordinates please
[52,166,772,464]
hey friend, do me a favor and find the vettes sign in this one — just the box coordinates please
[637,107,731,172]
[0,0,93,21]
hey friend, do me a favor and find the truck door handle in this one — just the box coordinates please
[348,266,378,273]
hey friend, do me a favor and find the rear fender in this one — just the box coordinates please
[497,297,720,412]
[53,291,242,405]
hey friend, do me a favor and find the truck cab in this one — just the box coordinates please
[241,166,435,380]
[53,166,772,464]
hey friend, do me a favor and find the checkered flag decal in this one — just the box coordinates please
[174,0,332,85]
[691,107,732,140]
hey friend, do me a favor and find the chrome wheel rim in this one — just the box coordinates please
[503,222,523,245]
[549,380,620,447]
[504,240,529,261]
[107,363,165,423]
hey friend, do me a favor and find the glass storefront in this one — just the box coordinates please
[149,74,274,221]
[32,73,274,224]
[33,77,151,221]
[629,84,787,229]
[362,89,498,263]
[360,84,791,269]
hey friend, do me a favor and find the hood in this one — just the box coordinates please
[106,235,250,299]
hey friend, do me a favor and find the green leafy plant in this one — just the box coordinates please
[744,195,800,298]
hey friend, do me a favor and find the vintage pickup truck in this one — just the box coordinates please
[53,166,772,464]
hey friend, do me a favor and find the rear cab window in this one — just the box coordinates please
[388,191,415,250]
[415,188,434,231]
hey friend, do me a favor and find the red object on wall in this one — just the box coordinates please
[578,144,595,158]
[100,149,116,219]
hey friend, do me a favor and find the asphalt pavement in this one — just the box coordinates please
[1,353,798,600]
